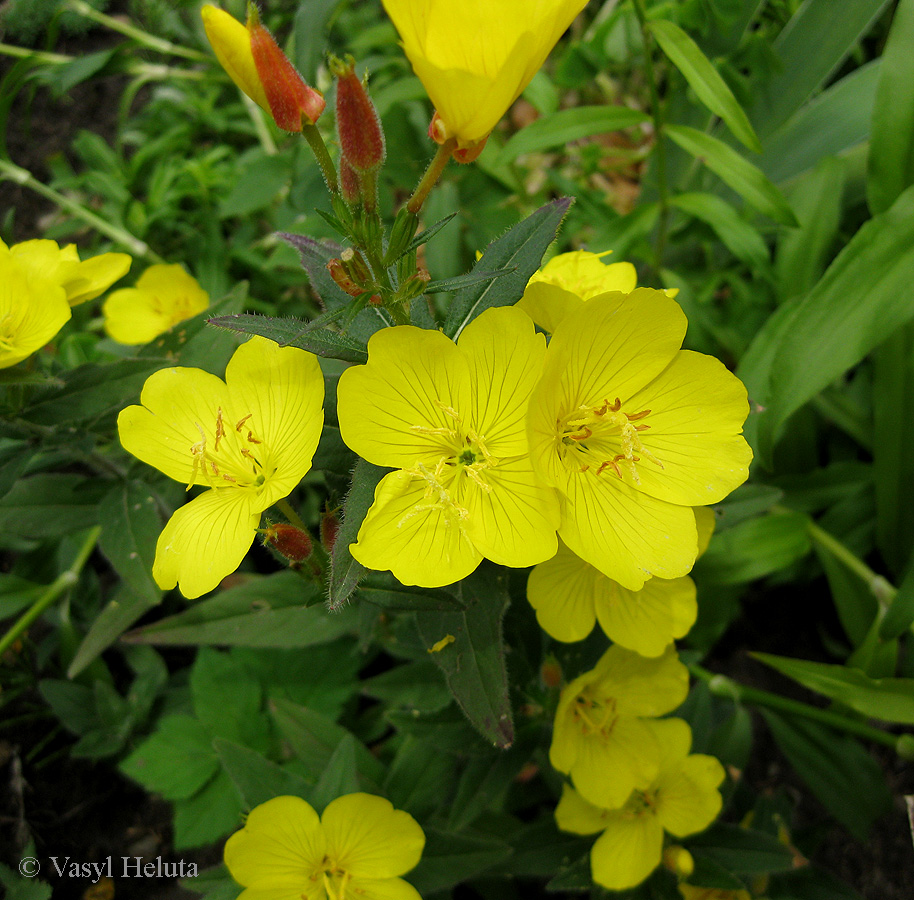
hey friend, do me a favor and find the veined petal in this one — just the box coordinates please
[557,471,698,590]
[594,573,697,657]
[58,251,131,305]
[462,455,559,568]
[459,305,546,456]
[695,505,716,556]
[153,488,260,599]
[338,325,470,469]
[201,4,270,111]
[322,794,425,879]
[351,469,482,588]
[590,810,664,891]
[615,350,752,506]
[103,288,174,345]
[225,796,325,889]
[516,282,584,335]
[554,783,611,836]
[344,877,422,900]
[236,886,318,900]
[597,645,690,719]
[527,541,598,642]
[118,366,232,485]
[225,336,324,504]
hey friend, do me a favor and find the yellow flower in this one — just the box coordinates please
[337,306,560,588]
[527,289,751,591]
[0,254,71,369]
[382,0,590,149]
[518,250,637,333]
[117,336,323,599]
[556,718,725,891]
[224,793,425,900]
[550,645,689,808]
[527,507,715,655]
[201,4,325,131]
[1,237,130,307]
[103,263,209,345]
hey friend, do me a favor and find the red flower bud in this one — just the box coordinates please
[327,258,363,297]
[247,5,325,131]
[332,56,385,173]
[340,156,360,205]
[263,522,313,563]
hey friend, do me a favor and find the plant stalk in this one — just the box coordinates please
[406,140,455,214]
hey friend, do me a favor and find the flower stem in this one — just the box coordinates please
[64,0,208,61]
[0,158,162,261]
[0,527,100,658]
[631,0,670,274]
[690,663,901,751]
[0,42,70,64]
[302,122,339,195]
[406,140,455,214]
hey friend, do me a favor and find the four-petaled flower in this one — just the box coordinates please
[117,336,324,598]
[556,718,725,891]
[224,793,425,900]
[527,288,752,591]
[337,306,559,587]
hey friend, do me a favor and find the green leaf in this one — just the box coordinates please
[746,184,914,461]
[496,107,650,164]
[219,149,292,217]
[408,829,512,895]
[688,823,796,875]
[383,736,457,819]
[750,0,890,138]
[414,563,514,749]
[753,652,914,725]
[329,459,388,610]
[362,660,452,714]
[309,734,362,813]
[191,648,265,747]
[293,0,338,80]
[0,443,33,501]
[120,714,219,800]
[761,709,891,838]
[39,679,96,736]
[868,0,914,213]
[444,198,572,339]
[385,706,491,756]
[545,854,591,893]
[425,266,515,295]
[0,861,52,900]
[0,574,44,619]
[208,313,369,364]
[881,565,914,641]
[180,863,241,900]
[214,738,312,810]
[359,572,467,611]
[649,20,760,152]
[173,770,243,850]
[125,571,355,647]
[696,511,811,584]
[671,192,770,272]
[0,475,104,539]
[665,125,797,225]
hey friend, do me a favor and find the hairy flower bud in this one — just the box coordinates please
[339,156,361,205]
[263,522,313,564]
[332,55,385,173]
[327,258,363,298]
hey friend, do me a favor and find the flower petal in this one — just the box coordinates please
[338,325,470,469]
[322,793,425,879]
[527,541,598,642]
[345,878,423,900]
[224,796,324,889]
[554,783,611,836]
[60,251,131,305]
[351,469,482,587]
[153,488,260,599]
[589,809,664,891]
[597,644,690,719]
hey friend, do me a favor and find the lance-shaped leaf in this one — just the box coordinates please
[359,572,467,611]
[208,312,369,364]
[329,459,389,609]
[415,563,513,749]
[424,266,515,295]
[649,20,761,153]
[444,198,572,339]
[665,125,798,226]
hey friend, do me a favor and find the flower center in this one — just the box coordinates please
[573,691,618,737]
[305,856,352,900]
[187,408,273,491]
[557,397,663,483]
[151,291,199,327]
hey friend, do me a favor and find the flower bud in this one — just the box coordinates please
[662,846,694,879]
[341,248,372,286]
[332,55,385,173]
[399,268,431,302]
[247,4,325,131]
[340,156,361,205]
[540,656,562,689]
[327,258,363,297]
[263,522,313,563]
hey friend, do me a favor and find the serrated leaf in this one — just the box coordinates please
[329,459,389,609]
[650,20,760,152]
[665,125,797,225]
[309,734,362,813]
[425,266,515,294]
[415,563,513,748]
[444,198,572,339]
[214,738,312,810]
[753,652,914,725]
[497,107,650,164]
[191,648,264,746]
[208,313,369,364]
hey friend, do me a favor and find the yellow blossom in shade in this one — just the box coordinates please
[103,264,209,345]
[0,254,71,369]
[381,0,590,149]
[527,507,716,654]
[527,290,751,591]
[337,306,560,588]
[556,718,726,892]
[1,237,130,307]
[224,793,425,900]
[550,645,689,808]
[117,336,323,599]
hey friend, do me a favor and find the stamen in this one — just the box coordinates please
[235,413,253,432]
[214,408,225,451]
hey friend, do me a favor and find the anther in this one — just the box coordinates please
[214,408,225,451]
[235,413,252,432]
